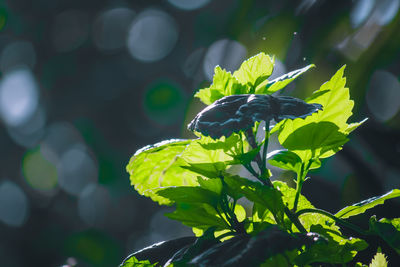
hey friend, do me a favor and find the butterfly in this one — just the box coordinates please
[188,94,322,139]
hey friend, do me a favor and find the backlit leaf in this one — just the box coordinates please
[274,181,339,232]
[268,149,302,173]
[195,66,248,105]
[369,250,388,267]
[233,52,274,88]
[258,64,315,94]
[126,139,199,205]
[276,66,366,163]
[335,189,400,219]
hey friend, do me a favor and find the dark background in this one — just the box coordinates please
[0,0,399,266]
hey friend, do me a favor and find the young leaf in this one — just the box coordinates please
[258,64,315,94]
[195,66,248,105]
[276,66,366,163]
[369,250,388,267]
[369,216,400,254]
[120,256,157,267]
[126,139,199,205]
[233,52,274,88]
[335,189,400,219]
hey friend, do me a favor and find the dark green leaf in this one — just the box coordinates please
[197,177,223,195]
[294,224,368,265]
[120,237,196,267]
[259,64,315,94]
[369,216,400,254]
[224,175,285,225]
[156,186,220,207]
[190,226,324,266]
[165,203,229,233]
[267,149,302,173]
[233,145,261,166]
[335,189,400,219]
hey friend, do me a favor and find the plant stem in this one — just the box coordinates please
[261,121,270,175]
[284,206,307,233]
[292,164,304,213]
[296,208,370,236]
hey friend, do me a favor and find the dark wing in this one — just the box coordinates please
[188,94,322,139]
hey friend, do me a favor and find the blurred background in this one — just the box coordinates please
[0,0,399,266]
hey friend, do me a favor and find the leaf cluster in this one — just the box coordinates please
[124,53,400,266]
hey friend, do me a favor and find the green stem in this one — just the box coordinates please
[292,165,304,213]
[296,208,370,236]
[261,122,270,175]
[215,207,232,230]
[284,206,307,233]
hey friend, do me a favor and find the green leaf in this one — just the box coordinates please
[233,52,274,88]
[195,66,248,105]
[369,250,388,267]
[275,66,366,163]
[126,139,199,205]
[335,189,400,219]
[181,138,233,166]
[258,64,315,94]
[165,203,229,234]
[233,145,261,166]
[197,177,223,195]
[267,149,302,173]
[294,224,368,265]
[274,181,339,232]
[181,163,226,178]
[120,256,157,267]
[224,175,285,225]
[369,216,400,254]
[279,121,349,161]
[156,186,220,207]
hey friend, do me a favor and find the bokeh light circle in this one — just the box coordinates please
[57,144,98,196]
[93,7,135,52]
[0,41,36,72]
[143,79,186,125]
[22,147,58,192]
[126,9,179,62]
[0,181,29,227]
[78,183,110,227]
[0,68,39,127]
[350,0,375,28]
[366,70,400,122]
[203,39,247,81]
[167,0,211,10]
[52,10,89,52]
